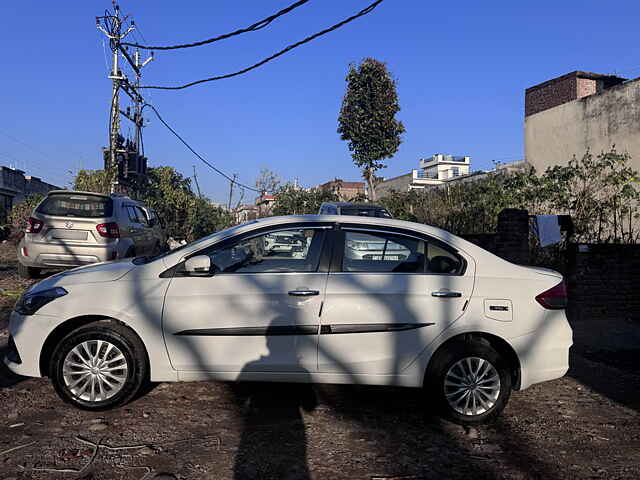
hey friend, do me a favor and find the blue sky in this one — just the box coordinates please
[1,1,639,203]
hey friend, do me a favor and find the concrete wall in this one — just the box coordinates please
[376,172,413,197]
[525,77,640,173]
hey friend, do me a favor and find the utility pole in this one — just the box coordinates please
[96,1,153,194]
[192,165,202,197]
[228,173,238,210]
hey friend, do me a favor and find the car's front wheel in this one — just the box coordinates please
[50,321,148,410]
[426,339,512,424]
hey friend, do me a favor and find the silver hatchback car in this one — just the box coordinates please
[17,191,166,278]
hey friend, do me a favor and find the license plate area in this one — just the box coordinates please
[50,229,89,240]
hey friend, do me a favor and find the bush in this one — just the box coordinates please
[8,194,44,243]
[379,149,640,244]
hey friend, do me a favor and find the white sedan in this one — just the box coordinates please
[5,215,572,424]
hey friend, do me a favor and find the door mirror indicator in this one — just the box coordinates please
[184,255,212,275]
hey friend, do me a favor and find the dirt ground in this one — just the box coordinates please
[0,243,639,480]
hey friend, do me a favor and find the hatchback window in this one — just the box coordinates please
[135,206,149,226]
[126,206,141,223]
[206,228,324,274]
[37,194,113,218]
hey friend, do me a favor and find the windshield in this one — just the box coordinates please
[37,194,113,218]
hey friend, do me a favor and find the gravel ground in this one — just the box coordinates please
[0,243,639,480]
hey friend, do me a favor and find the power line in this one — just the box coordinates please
[139,0,385,90]
[122,0,311,51]
[142,103,260,193]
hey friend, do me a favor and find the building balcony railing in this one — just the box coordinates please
[413,170,439,180]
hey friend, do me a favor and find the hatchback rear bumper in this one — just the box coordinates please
[18,239,119,268]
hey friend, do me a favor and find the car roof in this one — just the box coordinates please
[162,214,480,267]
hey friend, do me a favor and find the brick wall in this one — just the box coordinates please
[525,71,625,117]
[525,74,577,117]
[566,244,640,321]
[461,209,530,264]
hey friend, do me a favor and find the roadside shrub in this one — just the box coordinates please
[379,149,640,244]
[7,194,44,243]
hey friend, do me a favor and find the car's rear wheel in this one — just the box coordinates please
[17,262,40,279]
[426,339,512,424]
[50,321,148,410]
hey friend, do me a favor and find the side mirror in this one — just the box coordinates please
[184,255,211,274]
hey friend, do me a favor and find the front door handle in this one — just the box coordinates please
[288,289,320,297]
[432,290,462,298]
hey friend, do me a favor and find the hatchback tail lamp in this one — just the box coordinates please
[25,217,44,233]
[535,281,568,309]
[96,222,120,238]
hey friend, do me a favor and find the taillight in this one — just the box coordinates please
[535,281,568,309]
[96,222,120,238]
[25,217,44,234]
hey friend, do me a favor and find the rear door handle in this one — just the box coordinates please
[432,291,462,298]
[288,289,320,297]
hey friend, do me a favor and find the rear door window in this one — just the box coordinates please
[343,231,424,273]
[126,206,140,223]
[134,206,149,226]
[37,194,113,218]
[341,229,464,275]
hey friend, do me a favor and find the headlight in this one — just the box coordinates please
[14,287,68,316]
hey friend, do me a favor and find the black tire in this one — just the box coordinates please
[124,247,136,258]
[425,339,512,425]
[17,262,40,279]
[50,320,148,411]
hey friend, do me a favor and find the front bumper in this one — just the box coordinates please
[511,309,573,390]
[3,310,54,378]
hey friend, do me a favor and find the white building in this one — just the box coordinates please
[418,154,471,180]
[377,154,471,196]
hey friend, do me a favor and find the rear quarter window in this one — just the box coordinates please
[37,194,113,218]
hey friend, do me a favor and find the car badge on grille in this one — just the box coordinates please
[65,221,74,229]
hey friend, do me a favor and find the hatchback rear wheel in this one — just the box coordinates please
[426,340,512,424]
[50,321,148,410]
[17,262,40,279]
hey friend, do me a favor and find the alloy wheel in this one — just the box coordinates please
[443,356,501,416]
[62,340,129,402]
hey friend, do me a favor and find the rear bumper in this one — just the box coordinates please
[510,309,573,390]
[18,240,119,268]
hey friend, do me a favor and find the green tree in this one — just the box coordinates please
[73,168,114,194]
[72,166,233,242]
[337,58,405,201]
[272,184,339,216]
